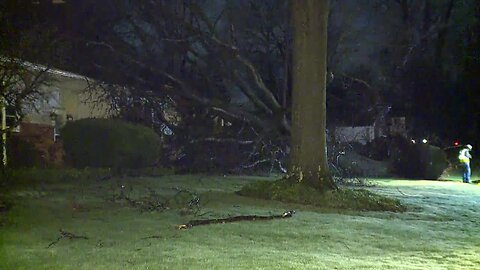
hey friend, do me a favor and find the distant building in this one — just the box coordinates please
[334,125,375,145]
[334,116,407,145]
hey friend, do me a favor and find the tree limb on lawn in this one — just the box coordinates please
[189,137,255,145]
[47,229,89,248]
[176,210,295,229]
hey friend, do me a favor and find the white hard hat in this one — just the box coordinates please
[466,144,473,150]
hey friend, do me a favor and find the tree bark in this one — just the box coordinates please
[290,0,336,190]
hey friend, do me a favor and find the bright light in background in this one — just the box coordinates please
[411,139,416,144]
[422,139,428,144]
[454,140,460,146]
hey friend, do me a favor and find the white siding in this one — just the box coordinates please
[335,126,375,145]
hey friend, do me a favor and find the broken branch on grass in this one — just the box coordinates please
[124,196,168,212]
[396,188,423,197]
[195,211,213,217]
[47,229,88,248]
[140,235,163,240]
[176,210,295,229]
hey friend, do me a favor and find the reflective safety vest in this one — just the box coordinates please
[458,148,471,164]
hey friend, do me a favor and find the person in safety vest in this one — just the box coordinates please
[458,144,473,183]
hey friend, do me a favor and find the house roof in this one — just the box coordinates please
[1,56,91,81]
[22,61,90,81]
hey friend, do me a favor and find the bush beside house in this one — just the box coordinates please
[418,144,449,180]
[61,119,162,169]
[5,136,44,168]
[389,136,447,179]
[343,136,448,180]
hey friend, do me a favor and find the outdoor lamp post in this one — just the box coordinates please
[1,97,6,167]
[50,111,58,142]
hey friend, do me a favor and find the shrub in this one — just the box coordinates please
[61,118,161,169]
[5,136,44,168]
[418,144,448,180]
[389,136,447,179]
[359,137,390,161]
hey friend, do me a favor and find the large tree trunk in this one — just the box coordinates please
[289,0,335,191]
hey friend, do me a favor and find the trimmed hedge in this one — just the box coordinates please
[61,119,161,169]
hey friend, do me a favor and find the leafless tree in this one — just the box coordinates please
[73,0,291,172]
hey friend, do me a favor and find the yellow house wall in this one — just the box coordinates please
[22,72,111,126]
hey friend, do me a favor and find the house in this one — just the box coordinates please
[20,64,110,126]
[8,64,111,165]
[334,116,407,145]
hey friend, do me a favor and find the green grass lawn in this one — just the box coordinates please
[1,173,480,269]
